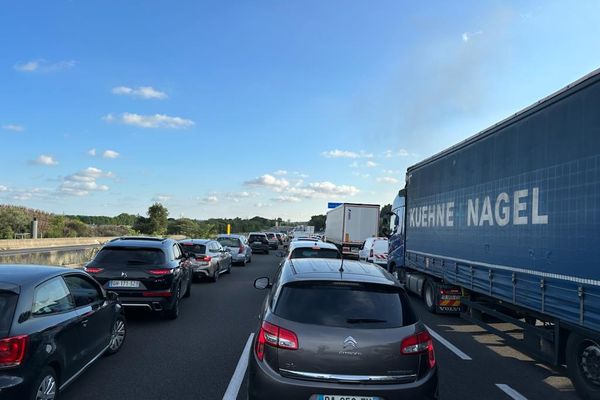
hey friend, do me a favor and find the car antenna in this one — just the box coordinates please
[339,251,345,276]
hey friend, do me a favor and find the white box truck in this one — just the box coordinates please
[325,203,380,258]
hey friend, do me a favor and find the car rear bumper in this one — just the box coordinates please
[119,295,174,311]
[250,244,270,252]
[248,353,438,400]
[0,374,27,400]
[231,253,247,262]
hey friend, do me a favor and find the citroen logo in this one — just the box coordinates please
[343,336,358,350]
[121,272,128,278]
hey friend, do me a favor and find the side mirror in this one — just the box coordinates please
[254,277,272,290]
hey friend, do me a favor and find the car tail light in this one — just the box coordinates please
[143,291,172,297]
[196,256,211,262]
[255,321,298,361]
[238,245,244,255]
[148,269,172,276]
[401,331,435,368]
[84,267,103,273]
[0,335,28,367]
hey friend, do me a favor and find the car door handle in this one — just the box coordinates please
[81,319,89,328]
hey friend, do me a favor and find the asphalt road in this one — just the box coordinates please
[60,251,578,400]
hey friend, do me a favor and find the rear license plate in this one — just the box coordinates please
[318,396,380,400]
[109,280,140,288]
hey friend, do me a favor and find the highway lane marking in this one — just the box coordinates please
[223,333,255,400]
[496,384,528,400]
[425,325,472,360]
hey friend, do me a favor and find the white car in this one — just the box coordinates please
[286,240,341,260]
[358,237,389,267]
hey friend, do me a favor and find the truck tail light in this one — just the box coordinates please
[401,330,435,369]
[0,335,28,367]
[255,321,299,361]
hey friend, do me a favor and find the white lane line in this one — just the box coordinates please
[496,384,528,400]
[223,333,255,400]
[425,325,472,360]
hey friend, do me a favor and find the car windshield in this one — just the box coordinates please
[217,238,240,247]
[0,291,18,337]
[290,248,341,259]
[93,247,166,267]
[275,282,415,329]
[181,244,207,255]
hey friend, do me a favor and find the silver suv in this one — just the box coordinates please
[249,258,438,399]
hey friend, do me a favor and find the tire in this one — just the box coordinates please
[30,366,58,400]
[211,265,220,282]
[423,280,437,313]
[566,332,600,400]
[105,316,127,355]
[225,263,232,274]
[183,276,192,298]
[247,256,252,264]
[164,285,181,320]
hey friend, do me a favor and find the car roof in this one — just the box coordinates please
[280,258,397,287]
[179,239,212,245]
[217,234,243,238]
[0,264,77,287]
[105,237,170,249]
[249,232,267,235]
[288,241,338,251]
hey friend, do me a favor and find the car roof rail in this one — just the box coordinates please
[116,236,166,242]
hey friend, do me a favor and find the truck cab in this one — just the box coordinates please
[387,189,406,275]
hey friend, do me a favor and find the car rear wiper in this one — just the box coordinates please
[346,318,388,324]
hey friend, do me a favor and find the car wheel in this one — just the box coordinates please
[105,316,127,355]
[225,263,232,274]
[31,366,58,400]
[566,332,600,400]
[424,280,437,313]
[164,285,181,320]
[183,275,192,298]
[211,265,220,282]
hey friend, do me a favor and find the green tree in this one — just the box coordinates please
[308,214,326,232]
[47,216,66,238]
[0,207,30,238]
[65,219,92,237]
[133,216,152,234]
[147,203,169,235]
[379,204,392,237]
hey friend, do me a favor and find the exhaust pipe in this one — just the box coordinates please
[152,302,163,311]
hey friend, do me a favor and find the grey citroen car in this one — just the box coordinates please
[249,259,438,400]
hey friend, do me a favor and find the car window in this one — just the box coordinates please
[93,247,166,268]
[218,237,240,247]
[290,248,341,259]
[274,281,415,329]
[63,275,104,308]
[173,244,182,259]
[181,243,206,255]
[0,291,18,336]
[32,277,75,316]
[373,240,388,251]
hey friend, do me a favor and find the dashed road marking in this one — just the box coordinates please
[425,325,472,360]
[496,384,528,400]
[223,333,255,400]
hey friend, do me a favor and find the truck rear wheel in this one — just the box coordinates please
[566,332,600,400]
[423,280,437,314]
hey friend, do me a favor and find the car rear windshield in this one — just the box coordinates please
[181,244,207,254]
[290,248,341,259]
[274,282,415,329]
[267,233,275,239]
[93,247,166,268]
[373,240,388,251]
[249,235,266,242]
[0,291,18,335]
[217,238,240,247]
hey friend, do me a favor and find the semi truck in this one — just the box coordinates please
[325,203,380,258]
[387,68,600,400]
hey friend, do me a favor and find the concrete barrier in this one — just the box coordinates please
[0,246,101,267]
[0,237,116,251]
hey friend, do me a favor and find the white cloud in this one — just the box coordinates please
[102,150,120,159]
[272,195,301,203]
[382,169,400,175]
[321,149,373,159]
[14,59,76,73]
[244,174,290,191]
[307,181,360,196]
[352,172,370,179]
[273,170,288,176]
[366,161,378,168]
[0,185,8,192]
[201,195,219,204]
[152,194,171,202]
[254,202,270,208]
[103,112,194,129]
[462,31,483,43]
[31,154,58,166]
[112,86,167,100]
[87,148,97,156]
[376,176,399,184]
[60,167,111,196]
[383,149,410,158]
[2,124,24,132]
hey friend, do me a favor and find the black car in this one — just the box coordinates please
[248,233,270,254]
[0,265,126,400]
[84,237,192,319]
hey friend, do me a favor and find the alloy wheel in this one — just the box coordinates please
[36,374,57,400]
[109,319,126,351]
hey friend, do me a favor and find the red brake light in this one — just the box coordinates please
[238,245,244,254]
[143,290,172,297]
[0,335,28,367]
[148,269,172,276]
[196,256,211,262]
[84,267,103,274]
[255,322,298,361]
[401,331,435,368]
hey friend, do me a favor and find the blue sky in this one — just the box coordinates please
[1,0,600,221]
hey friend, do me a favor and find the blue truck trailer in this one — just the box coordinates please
[388,69,600,400]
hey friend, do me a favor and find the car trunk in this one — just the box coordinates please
[269,281,423,383]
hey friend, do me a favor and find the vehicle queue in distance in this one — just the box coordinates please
[0,231,287,400]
